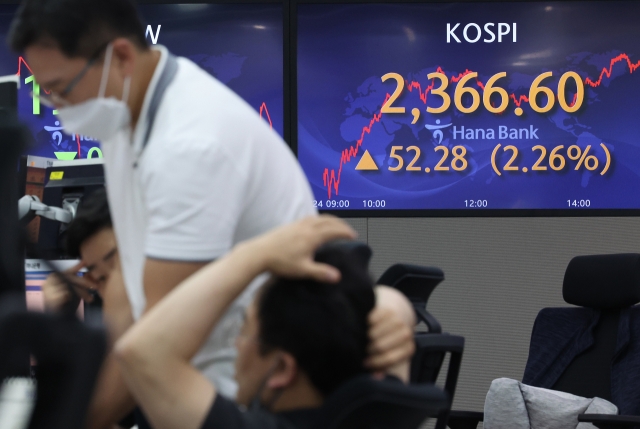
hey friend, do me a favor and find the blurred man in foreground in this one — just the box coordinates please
[116,216,416,429]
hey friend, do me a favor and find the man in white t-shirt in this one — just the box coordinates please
[10,1,416,428]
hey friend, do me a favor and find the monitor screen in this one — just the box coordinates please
[296,1,640,214]
[25,260,84,317]
[0,3,282,160]
[25,261,49,312]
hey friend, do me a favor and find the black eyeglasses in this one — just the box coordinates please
[31,42,110,108]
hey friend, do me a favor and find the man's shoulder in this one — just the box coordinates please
[164,56,256,118]
[145,56,273,152]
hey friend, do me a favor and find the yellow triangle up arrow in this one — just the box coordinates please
[355,150,379,171]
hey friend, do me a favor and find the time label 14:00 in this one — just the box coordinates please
[381,70,584,118]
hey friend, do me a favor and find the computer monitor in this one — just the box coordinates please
[0,110,28,300]
[0,75,18,118]
[34,159,105,260]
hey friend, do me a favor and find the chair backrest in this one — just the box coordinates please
[378,264,444,333]
[0,294,107,429]
[378,264,464,429]
[413,334,465,429]
[378,264,449,383]
[321,375,449,429]
[525,254,640,402]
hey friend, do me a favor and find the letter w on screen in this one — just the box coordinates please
[146,25,162,45]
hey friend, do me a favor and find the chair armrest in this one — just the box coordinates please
[578,413,640,429]
[446,410,484,429]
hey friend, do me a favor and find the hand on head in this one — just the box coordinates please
[244,215,358,283]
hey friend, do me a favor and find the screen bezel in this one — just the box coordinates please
[290,0,640,217]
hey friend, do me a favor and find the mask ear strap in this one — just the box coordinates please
[266,387,285,412]
[121,76,132,103]
[98,43,114,98]
[249,354,286,412]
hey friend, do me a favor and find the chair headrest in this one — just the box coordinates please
[320,375,448,429]
[377,264,444,304]
[563,254,640,309]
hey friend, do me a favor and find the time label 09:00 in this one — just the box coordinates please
[313,200,388,209]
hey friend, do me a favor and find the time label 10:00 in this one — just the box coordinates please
[381,70,584,117]
[313,200,387,208]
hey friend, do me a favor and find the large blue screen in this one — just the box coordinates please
[297,1,640,212]
[0,3,282,160]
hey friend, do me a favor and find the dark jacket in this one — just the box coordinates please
[522,306,640,416]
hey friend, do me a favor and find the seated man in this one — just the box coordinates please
[41,188,136,428]
[42,188,133,337]
[115,216,416,429]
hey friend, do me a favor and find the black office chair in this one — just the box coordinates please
[447,253,640,429]
[378,264,465,429]
[321,375,449,429]
[0,294,107,429]
[378,264,444,334]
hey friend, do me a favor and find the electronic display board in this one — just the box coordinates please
[0,3,282,160]
[296,1,640,213]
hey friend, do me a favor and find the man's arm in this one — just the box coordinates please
[143,259,208,309]
[85,258,207,429]
[115,216,355,429]
[85,263,137,429]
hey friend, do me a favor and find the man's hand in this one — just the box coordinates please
[42,262,97,311]
[366,286,417,382]
[238,215,358,283]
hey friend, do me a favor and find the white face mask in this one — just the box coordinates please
[57,43,132,142]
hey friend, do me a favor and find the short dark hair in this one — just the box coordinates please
[257,244,376,398]
[9,0,148,57]
[65,187,112,258]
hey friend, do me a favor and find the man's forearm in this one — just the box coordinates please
[113,244,267,429]
[116,243,266,370]
[86,267,136,429]
[86,354,136,429]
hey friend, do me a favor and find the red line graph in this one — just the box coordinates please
[322,53,640,198]
[585,53,640,87]
[259,102,273,129]
[17,57,33,77]
[17,57,51,94]
[17,57,274,159]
